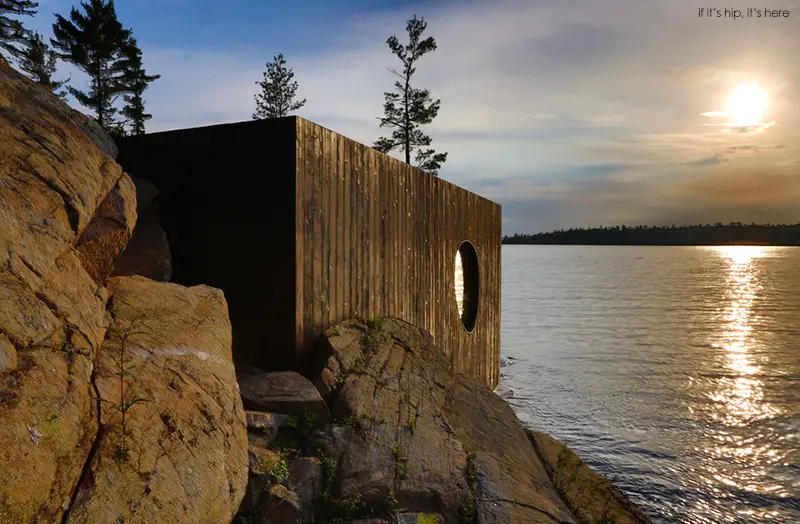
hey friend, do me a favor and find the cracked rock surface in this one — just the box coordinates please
[312,318,574,523]
[65,276,248,523]
[290,318,650,523]
[0,58,129,522]
[0,60,248,523]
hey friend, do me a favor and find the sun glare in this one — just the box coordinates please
[725,84,768,125]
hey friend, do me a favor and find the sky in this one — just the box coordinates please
[21,0,800,234]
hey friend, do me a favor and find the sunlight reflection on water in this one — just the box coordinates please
[698,247,791,520]
[710,246,781,427]
[499,245,799,523]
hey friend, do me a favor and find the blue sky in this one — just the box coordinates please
[22,0,800,233]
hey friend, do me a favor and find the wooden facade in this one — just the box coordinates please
[117,117,501,389]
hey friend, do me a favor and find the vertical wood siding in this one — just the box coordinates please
[295,119,501,388]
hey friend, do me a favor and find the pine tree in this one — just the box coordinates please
[51,0,132,130]
[118,38,160,135]
[0,0,37,62]
[17,31,69,97]
[374,15,447,176]
[252,53,306,119]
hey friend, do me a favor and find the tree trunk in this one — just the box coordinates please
[404,66,411,165]
[94,62,104,128]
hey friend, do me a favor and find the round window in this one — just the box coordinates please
[454,241,479,332]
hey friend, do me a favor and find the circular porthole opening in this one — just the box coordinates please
[454,241,480,332]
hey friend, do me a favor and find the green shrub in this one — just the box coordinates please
[263,455,289,484]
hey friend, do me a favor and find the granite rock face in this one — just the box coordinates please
[236,318,651,523]
[0,58,127,279]
[75,173,138,283]
[67,108,119,160]
[65,276,249,523]
[314,318,574,523]
[0,58,128,522]
[1,61,248,523]
[528,431,653,524]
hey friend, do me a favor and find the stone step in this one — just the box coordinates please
[236,366,330,424]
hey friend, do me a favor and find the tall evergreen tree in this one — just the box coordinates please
[252,53,306,119]
[374,15,447,176]
[17,31,69,97]
[0,0,37,62]
[119,37,160,135]
[51,0,132,130]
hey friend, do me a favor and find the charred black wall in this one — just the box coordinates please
[117,118,298,370]
[118,117,503,389]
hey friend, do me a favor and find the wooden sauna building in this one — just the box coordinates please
[116,117,502,389]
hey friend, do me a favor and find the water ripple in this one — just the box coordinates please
[500,245,800,523]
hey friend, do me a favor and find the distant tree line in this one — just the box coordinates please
[503,223,800,246]
[1,0,159,136]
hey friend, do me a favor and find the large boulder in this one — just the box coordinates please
[0,57,127,280]
[1,61,248,524]
[299,318,651,523]
[311,318,572,522]
[65,276,249,523]
[0,58,128,522]
[75,174,138,283]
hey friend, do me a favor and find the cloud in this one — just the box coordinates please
[670,168,800,206]
[700,110,776,134]
[726,143,786,154]
[685,154,729,166]
[21,0,800,233]
[725,143,788,158]
[724,122,776,134]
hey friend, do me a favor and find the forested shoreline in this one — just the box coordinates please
[503,223,800,246]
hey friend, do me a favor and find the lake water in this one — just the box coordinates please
[498,245,799,523]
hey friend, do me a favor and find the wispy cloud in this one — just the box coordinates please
[685,155,729,167]
[728,143,783,152]
[21,0,800,233]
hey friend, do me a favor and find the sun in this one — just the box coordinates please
[725,84,768,125]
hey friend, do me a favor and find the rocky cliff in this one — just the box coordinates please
[0,57,247,523]
[0,58,650,524]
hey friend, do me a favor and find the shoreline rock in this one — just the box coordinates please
[528,431,653,524]
[234,318,652,524]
